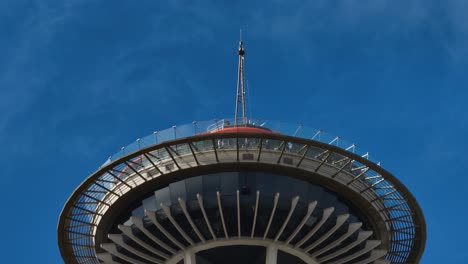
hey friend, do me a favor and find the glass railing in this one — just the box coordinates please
[101,118,379,167]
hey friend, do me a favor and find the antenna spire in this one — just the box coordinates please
[235,31,247,125]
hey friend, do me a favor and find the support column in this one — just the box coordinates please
[184,250,196,264]
[266,244,278,264]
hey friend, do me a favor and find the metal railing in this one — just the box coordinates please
[102,118,379,167]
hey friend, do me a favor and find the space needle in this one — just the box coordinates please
[58,38,426,264]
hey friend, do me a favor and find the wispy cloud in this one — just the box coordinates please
[242,0,468,64]
[2,0,468,159]
[0,0,225,159]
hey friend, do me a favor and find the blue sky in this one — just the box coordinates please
[1,0,467,263]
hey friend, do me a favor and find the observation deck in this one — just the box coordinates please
[58,118,425,264]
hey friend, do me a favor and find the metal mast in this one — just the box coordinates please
[235,33,246,126]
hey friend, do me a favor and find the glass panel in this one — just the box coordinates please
[219,172,239,195]
[238,137,260,149]
[172,143,191,156]
[155,127,176,142]
[203,173,220,197]
[193,139,213,152]
[155,187,171,208]
[240,171,257,195]
[186,176,203,201]
[170,180,187,205]
[263,139,282,151]
[131,206,144,217]
[142,195,157,212]
[139,133,156,150]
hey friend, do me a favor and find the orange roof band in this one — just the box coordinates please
[210,126,278,134]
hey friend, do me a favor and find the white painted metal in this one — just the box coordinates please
[98,193,390,264]
[265,244,278,264]
[131,216,177,254]
[274,196,299,242]
[286,201,317,244]
[216,191,229,239]
[100,188,388,264]
[326,240,382,264]
[117,225,169,260]
[310,222,362,257]
[251,190,260,238]
[197,193,217,240]
[96,252,119,264]
[304,214,350,252]
[161,203,195,245]
[263,193,280,239]
[145,209,186,250]
[107,234,165,263]
[178,198,206,243]
[295,207,335,248]
[317,231,374,262]
[165,238,320,264]
[184,250,196,264]
[100,243,147,264]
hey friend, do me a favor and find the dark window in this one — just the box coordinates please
[278,250,307,264]
[197,245,266,264]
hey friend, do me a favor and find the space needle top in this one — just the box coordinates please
[57,37,426,264]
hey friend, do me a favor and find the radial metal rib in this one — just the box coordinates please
[197,193,216,240]
[251,190,260,238]
[101,243,147,264]
[352,250,388,264]
[96,252,119,264]
[145,210,185,250]
[304,214,350,252]
[317,230,374,262]
[326,240,382,264]
[216,191,229,239]
[274,196,299,241]
[131,216,176,254]
[263,193,280,239]
[160,204,195,245]
[310,222,362,257]
[117,225,169,259]
[178,197,206,243]
[285,201,317,244]
[295,207,335,248]
[108,233,165,263]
